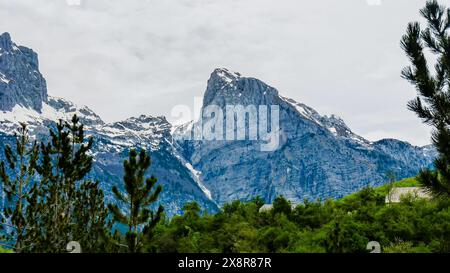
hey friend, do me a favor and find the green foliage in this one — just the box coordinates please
[0,247,13,253]
[146,186,450,253]
[0,112,447,254]
[393,177,420,188]
[1,121,448,253]
[401,0,450,198]
[1,115,111,253]
[72,181,112,253]
[384,240,433,253]
[0,123,38,252]
[25,115,110,252]
[108,149,164,253]
[272,196,292,216]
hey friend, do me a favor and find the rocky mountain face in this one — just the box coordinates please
[88,115,217,214]
[174,68,435,205]
[0,33,47,112]
[0,33,217,216]
[0,33,436,214]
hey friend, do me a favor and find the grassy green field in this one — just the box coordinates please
[0,247,12,253]
[339,177,420,203]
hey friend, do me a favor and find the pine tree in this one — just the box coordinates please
[0,123,38,252]
[108,149,164,253]
[23,115,110,252]
[401,0,450,198]
[72,181,112,253]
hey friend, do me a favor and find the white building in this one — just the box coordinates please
[385,187,431,204]
[258,204,298,213]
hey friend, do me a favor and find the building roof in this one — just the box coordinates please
[385,187,431,203]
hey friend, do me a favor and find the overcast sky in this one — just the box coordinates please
[0,0,434,146]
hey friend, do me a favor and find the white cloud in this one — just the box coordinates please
[0,0,433,145]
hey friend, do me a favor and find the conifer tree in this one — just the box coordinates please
[108,149,164,253]
[0,123,38,252]
[72,181,112,253]
[401,0,450,198]
[24,115,110,252]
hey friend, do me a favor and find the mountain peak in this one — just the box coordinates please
[109,114,171,134]
[0,32,12,50]
[203,68,281,109]
[0,33,47,112]
[211,68,241,82]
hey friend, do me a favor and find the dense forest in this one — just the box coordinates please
[146,178,450,253]
[1,157,449,253]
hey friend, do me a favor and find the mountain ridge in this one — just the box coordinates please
[0,33,436,213]
[174,68,435,205]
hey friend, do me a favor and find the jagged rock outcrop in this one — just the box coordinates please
[174,68,436,205]
[0,33,47,112]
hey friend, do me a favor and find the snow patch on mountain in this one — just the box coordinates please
[0,72,9,84]
[0,96,103,137]
[174,152,213,201]
[93,115,170,151]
